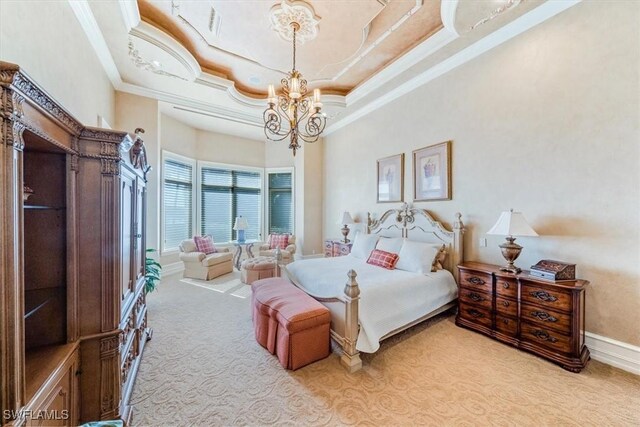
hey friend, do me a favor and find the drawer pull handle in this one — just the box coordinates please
[467,308,484,319]
[532,329,558,343]
[467,292,484,302]
[468,277,485,286]
[502,301,510,307]
[502,319,509,325]
[529,290,558,302]
[502,282,510,289]
[531,311,558,322]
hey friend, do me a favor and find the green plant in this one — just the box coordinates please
[145,249,162,293]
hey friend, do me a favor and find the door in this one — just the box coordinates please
[134,176,146,282]
[121,169,136,303]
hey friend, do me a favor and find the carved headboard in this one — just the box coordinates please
[366,203,465,279]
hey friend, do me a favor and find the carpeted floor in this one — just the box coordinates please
[130,272,640,426]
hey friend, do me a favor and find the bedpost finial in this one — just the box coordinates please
[344,269,360,299]
[454,212,464,230]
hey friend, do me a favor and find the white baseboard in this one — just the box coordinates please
[586,332,640,375]
[162,261,184,277]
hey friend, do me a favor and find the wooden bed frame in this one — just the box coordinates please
[281,203,465,372]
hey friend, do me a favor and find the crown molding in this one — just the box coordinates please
[325,0,583,136]
[68,0,123,88]
[118,0,141,33]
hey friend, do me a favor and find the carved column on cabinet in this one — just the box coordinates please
[99,334,121,420]
[0,79,26,421]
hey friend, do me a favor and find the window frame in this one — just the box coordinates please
[265,167,295,236]
[197,160,265,244]
[160,150,197,255]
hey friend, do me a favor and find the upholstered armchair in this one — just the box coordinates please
[179,239,233,280]
[258,234,297,264]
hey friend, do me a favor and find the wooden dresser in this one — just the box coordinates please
[456,262,590,372]
[1,62,150,426]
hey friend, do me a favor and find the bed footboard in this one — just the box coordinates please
[279,265,363,372]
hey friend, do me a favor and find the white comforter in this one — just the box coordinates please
[285,255,457,353]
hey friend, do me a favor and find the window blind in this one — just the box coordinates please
[163,159,193,251]
[201,167,261,242]
[268,172,293,234]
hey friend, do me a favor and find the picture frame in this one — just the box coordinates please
[377,153,404,203]
[413,141,451,201]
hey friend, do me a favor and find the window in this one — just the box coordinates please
[200,165,262,242]
[267,171,293,234]
[162,155,194,252]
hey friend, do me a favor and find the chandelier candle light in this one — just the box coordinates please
[264,4,326,156]
[486,209,538,273]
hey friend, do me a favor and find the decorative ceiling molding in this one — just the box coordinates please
[470,0,523,31]
[325,0,583,135]
[70,0,583,142]
[269,0,321,44]
[127,40,187,80]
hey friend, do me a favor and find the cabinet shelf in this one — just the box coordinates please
[24,205,66,210]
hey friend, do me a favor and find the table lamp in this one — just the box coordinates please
[337,211,354,243]
[233,216,249,243]
[486,209,538,273]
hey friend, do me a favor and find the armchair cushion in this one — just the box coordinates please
[202,252,233,267]
[269,234,290,250]
[194,235,217,254]
[179,252,205,263]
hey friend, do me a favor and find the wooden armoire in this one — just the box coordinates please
[1,62,151,426]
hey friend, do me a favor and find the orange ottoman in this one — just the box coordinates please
[251,278,331,370]
[241,256,277,284]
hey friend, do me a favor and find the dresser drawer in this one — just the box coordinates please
[495,315,518,337]
[495,296,517,317]
[458,303,492,329]
[521,323,572,354]
[459,271,492,294]
[521,284,572,313]
[495,277,518,299]
[521,302,571,333]
[459,288,492,311]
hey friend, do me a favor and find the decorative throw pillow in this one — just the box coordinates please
[350,232,379,260]
[270,234,290,250]
[367,249,399,270]
[194,235,217,255]
[434,245,447,270]
[375,237,404,255]
[395,240,440,274]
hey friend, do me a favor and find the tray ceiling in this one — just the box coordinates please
[138,0,443,97]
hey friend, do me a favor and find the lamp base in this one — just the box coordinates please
[237,229,245,243]
[341,225,350,243]
[498,236,523,274]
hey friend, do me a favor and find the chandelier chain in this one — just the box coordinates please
[292,25,297,71]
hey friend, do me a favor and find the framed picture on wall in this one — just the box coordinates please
[413,141,451,201]
[377,153,404,203]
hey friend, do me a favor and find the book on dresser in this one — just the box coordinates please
[456,261,590,372]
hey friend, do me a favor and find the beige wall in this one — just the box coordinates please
[115,92,161,254]
[161,114,198,159]
[0,0,115,127]
[295,140,324,256]
[195,130,265,167]
[323,1,640,345]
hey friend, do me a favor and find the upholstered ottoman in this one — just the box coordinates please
[241,256,277,284]
[251,278,331,370]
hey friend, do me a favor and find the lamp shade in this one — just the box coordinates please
[337,211,354,225]
[487,210,538,237]
[233,216,249,230]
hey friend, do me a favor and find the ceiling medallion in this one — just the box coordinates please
[269,0,320,44]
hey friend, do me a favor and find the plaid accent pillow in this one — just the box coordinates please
[193,235,217,255]
[269,234,290,250]
[366,249,399,270]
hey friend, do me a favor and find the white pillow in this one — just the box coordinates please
[375,237,404,254]
[395,240,441,274]
[351,233,379,260]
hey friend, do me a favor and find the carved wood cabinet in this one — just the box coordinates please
[1,62,151,426]
[456,262,590,372]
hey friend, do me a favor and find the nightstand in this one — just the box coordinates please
[456,262,590,372]
[324,239,352,257]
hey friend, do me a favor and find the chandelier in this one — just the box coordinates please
[264,21,326,156]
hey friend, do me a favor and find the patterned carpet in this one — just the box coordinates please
[130,272,640,426]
